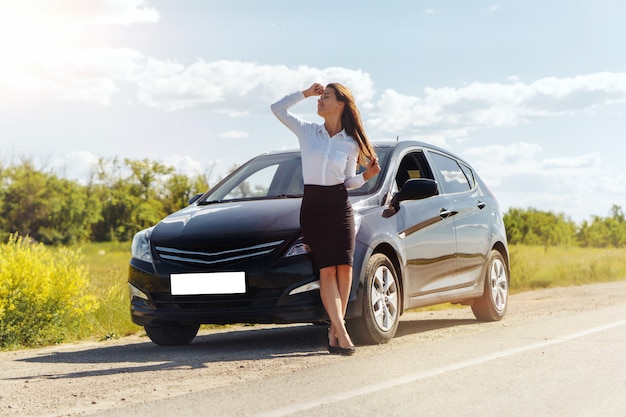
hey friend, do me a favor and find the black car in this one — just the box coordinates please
[129,140,510,346]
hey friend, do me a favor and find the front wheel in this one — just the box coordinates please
[471,250,509,321]
[144,323,200,346]
[347,253,400,345]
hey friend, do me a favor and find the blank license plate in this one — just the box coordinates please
[170,272,246,295]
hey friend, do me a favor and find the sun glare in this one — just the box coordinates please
[0,4,79,58]
[0,3,86,91]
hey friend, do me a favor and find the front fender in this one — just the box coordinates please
[348,208,407,318]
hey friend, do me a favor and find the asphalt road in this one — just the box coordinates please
[2,281,625,417]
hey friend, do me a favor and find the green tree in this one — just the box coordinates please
[126,158,174,201]
[162,173,211,214]
[36,176,101,245]
[577,205,626,248]
[0,161,46,239]
[90,157,183,241]
[0,156,218,244]
[503,207,576,249]
[0,161,100,245]
[90,158,144,241]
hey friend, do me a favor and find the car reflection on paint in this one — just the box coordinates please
[129,140,510,346]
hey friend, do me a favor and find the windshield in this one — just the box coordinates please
[200,148,391,204]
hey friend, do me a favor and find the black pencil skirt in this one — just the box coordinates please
[300,184,355,269]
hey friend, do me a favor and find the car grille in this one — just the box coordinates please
[154,240,285,268]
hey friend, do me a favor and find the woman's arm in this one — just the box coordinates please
[270,91,308,136]
[343,151,365,190]
[344,157,381,190]
[271,84,325,145]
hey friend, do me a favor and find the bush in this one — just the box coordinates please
[0,235,97,349]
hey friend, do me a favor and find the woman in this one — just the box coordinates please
[271,83,381,355]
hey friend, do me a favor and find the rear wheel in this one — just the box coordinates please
[144,323,200,346]
[348,253,400,345]
[471,250,509,321]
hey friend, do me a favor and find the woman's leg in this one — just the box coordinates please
[336,264,353,318]
[319,265,354,349]
[319,266,341,347]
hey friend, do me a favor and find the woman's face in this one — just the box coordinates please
[317,87,344,118]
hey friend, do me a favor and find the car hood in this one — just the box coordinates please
[151,198,302,248]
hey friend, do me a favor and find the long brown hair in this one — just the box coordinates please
[327,83,377,165]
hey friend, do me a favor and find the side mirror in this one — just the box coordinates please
[188,193,203,205]
[384,179,438,217]
[395,178,438,203]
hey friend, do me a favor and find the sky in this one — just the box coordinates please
[1,0,625,224]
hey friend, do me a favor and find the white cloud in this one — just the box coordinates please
[462,141,624,222]
[463,142,544,186]
[539,153,601,170]
[135,61,376,111]
[5,22,625,135]
[1,47,146,104]
[369,73,626,139]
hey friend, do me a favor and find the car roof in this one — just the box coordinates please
[259,139,470,166]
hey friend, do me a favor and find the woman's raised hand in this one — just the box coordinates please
[303,83,325,97]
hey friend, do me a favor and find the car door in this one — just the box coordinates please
[427,151,491,290]
[391,150,458,298]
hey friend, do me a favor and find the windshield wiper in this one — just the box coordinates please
[197,200,222,205]
[273,194,302,199]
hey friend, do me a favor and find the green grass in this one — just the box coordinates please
[71,241,139,341]
[406,245,626,313]
[509,245,626,292]
[4,242,626,349]
[78,243,626,339]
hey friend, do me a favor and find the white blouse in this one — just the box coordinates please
[271,91,365,190]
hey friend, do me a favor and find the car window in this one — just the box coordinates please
[429,152,471,194]
[459,162,476,188]
[347,147,391,195]
[203,154,303,202]
[395,151,434,189]
[202,147,391,203]
[223,164,279,200]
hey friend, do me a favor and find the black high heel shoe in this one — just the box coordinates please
[327,328,355,355]
[327,328,340,354]
[327,341,340,354]
[334,344,356,356]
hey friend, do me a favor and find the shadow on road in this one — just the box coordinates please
[395,318,477,338]
[10,318,477,381]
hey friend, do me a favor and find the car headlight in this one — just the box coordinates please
[131,226,154,262]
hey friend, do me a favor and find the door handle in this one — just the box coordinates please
[439,208,452,218]
[477,201,487,209]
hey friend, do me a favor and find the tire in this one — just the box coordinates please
[347,253,400,345]
[144,323,200,346]
[471,250,509,321]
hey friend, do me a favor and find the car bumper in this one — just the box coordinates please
[128,259,334,327]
